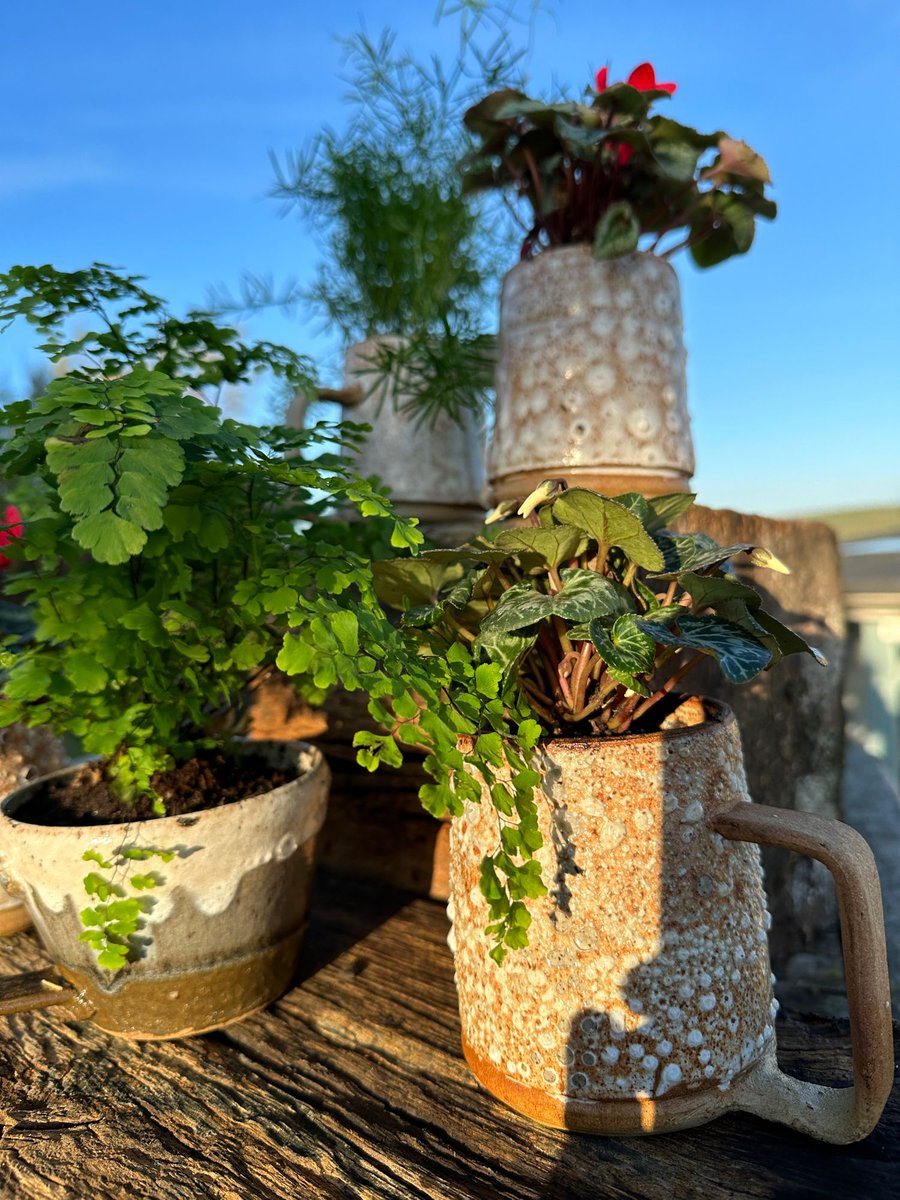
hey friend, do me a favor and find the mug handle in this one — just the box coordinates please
[710,802,894,1143]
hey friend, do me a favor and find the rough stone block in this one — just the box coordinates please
[674,506,846,972]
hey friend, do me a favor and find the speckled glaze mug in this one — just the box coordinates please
[0,741,329,1039]
[489,247,695,504]
[448,699,893,1142]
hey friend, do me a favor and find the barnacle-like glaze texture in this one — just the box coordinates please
[489,247,694,499]
[449,702,777,1108]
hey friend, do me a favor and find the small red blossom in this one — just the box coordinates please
[627,62,677,95]
[595,61,677,97]
[0,504,23,570]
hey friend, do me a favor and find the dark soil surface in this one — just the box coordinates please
[13,749,298,827]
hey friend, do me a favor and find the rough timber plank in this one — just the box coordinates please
[0,872,896,1200]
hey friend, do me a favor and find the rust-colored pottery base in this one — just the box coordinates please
[462,1035,748,1136]
[57,925,307,1040]
[490,465,691,504]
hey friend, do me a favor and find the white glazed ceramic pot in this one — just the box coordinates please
[448,699,893,1143]
[489,247,694,503]
[342,336,487,525]
[0,741,329,1038]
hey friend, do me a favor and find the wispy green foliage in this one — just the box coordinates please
[266,28,522,426]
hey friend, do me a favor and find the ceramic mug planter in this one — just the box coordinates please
[0,740,329,1039]
[489,247,694,504]
[448,699,893,1143]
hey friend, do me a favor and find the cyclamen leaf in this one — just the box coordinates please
[553,569,635,623]
[492,524,588,568]
[635,613,772,683]
[752,609,828,667]
[474,625,537,680]
[479,586,555,635]
[652,533,790,578]
[552,490,664,570]
[681,571,762,611]
[593,200,640,260]
[640,491,696,532]
[372,556,464,609]
[588,614,656,677]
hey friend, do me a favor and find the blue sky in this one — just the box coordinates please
[2,0,898,517]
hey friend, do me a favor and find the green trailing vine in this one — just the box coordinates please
[365,482,825,963]
[79,845,176,970]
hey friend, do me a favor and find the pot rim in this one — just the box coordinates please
[0,738,326,835]
[536,696,732,751]
[503,243,680,284]
[459,696,733,755]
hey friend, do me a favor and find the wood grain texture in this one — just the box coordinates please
[0,871,896,1200]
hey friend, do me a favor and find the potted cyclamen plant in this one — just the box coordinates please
[364,483,893,1143]
[0,264,422,1039]
[462,61,777,501]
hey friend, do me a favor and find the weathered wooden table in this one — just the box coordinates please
[0,871,897,1199]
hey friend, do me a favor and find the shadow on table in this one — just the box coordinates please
[292,866,416,984]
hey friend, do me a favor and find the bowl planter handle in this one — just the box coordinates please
[0,968,80,1018]
[711,803,895,1144]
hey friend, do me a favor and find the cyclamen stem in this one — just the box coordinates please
[624,650,705,729]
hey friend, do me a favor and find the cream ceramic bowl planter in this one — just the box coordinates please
[448,699,893,1143]
[0,725,68,936]
[489,247,694,503]
[0,740,329,1039]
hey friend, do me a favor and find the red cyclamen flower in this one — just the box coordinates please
[0,504,23,570]
[595,62,677,97]
[626,62,677,95]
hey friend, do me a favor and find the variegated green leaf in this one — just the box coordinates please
[552,489,664,570]
[589,613,656,677]
[635,613,772,683]
[479,583,555,635]
[552,569,635,623]
[651,534,790,579]
[753,609,828,667]
[681,571,762,611]
[492,524,588,568]
[615,491,697,533]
